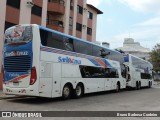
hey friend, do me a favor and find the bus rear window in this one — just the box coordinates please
[5,26,33,45]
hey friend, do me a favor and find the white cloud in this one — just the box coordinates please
[118,0,160,14]
[87,0,113,7]
[94,0,160,50]
[99,27,160,50]
[135,17,160,26]
[87,0,103,7]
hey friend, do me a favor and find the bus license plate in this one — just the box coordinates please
[13,82,19,86]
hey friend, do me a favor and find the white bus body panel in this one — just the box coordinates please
[125,54,153,88]
[3,24,126,98]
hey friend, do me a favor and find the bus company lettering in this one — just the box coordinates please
[58,56,81,65]
[9,73,19,77]
[5,51,28,57]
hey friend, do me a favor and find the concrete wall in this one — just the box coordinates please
[19,0,32,24]
[41,0,48,27]
[0,0,6,90]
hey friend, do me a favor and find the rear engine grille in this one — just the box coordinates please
[4,55,32,72]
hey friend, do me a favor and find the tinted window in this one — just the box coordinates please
[80,65,119,78]
[69,17,73,30]
[106,68,119,78]
[80,66,105,78]
[76,23,82,31]
[32,5,42,17]
[92,46,102,57]
[88,11,93,19]
[79,41,92,55]
[106,51,124,65]
[7,0,20,9]
[121,64,126,78]
[77,5,83,14]
[4,22,16,32]
[40,29,74,51]
[87,27,92,35]
[70,0,73,10]
[141,73,152,79]
[63,37,74,51]
[131,56,151,72]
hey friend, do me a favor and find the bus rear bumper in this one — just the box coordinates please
[3,86,39,97]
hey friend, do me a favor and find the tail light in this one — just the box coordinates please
[30,66,37,85]
[1,66,4,83]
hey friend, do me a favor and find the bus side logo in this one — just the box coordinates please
[58,57,81,65]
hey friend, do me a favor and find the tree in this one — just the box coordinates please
[150,44,160,72]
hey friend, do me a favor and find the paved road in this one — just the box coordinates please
[0,84,160,120]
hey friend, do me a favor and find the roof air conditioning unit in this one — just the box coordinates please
[82,25,86,29]
[27,1,34,7]
[83,8,88,11]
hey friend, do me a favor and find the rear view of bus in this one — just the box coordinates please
[3,24,39,96]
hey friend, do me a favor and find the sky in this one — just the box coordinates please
[87,0,160,50]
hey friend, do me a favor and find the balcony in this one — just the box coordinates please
[48,0,65,15]
[46,19,64,32]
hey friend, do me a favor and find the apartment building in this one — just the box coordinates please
[0,0,103,89]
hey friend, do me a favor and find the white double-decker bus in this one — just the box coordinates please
[124,54,153,89]
[3,24,126,99]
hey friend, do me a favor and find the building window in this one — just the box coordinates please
[70,0,73,10]
[88,11,93,19]
[87,27,92,35]
[7,0,20,9]
[31,5,42,17]
[76,23,82,31]
[69,17,73,30]
[48,0,64,5]
[77,5,83,14]
[4,22,16,32]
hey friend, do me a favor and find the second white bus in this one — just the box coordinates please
[124,54,153,89]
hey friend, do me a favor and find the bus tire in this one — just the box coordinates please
[115,82,120,92]
[138,82,141,89]
[148,82,151,88]
[135,82,139,90]
[73,83,84,99]
[62,84,72,100]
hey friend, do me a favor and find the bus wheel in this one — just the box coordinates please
[115,83,120,92]
[138,82,141,89]
[135,82,139,90]
[62,84,72,100]
[74,83,84,98]
[148,82,151,88]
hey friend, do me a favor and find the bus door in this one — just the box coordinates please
[104,68,112,90]
[52,63,61,97]
[39,62,53,97]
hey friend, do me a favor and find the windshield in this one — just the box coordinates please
[5,25,33,45]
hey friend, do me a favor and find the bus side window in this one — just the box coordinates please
[79,66,91,78]
[40,29,48,46]
[73,40,93,56]
[121,64,126,78]
[105,68,110,78]
[63,37,74,52]
[105,68,119,78]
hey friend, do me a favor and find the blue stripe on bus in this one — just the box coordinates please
[101,59,112,68]
[87,58,101,67]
